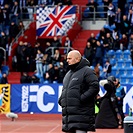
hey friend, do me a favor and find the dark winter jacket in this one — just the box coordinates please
[58,58,99,132]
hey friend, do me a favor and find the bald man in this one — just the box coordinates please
[58,50,99,133]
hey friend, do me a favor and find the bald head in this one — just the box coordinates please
[67,50,82,65]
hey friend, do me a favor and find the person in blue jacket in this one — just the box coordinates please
[114,78,126,128]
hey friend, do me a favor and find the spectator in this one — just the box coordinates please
[53,0,64,6]
[83,41,93,66]
[26,0,35,19]
[0,7,4,33]
[94,63,101,81]
[64,0,73,5]
[114,78,126,129]
[2,4,10,35]
[35,49,44,77]
[127,9,133,34]
[120,15,129,35]
[0,31,8,60]
[52,49,61,66]
[44,63,55,83]
[0,52,4,70]
[94,40,104,66]
[18,21,25,32]
[107,2,115,26]
[24,42,34,72]
[16,41,24,72]
[104,32,114,50]
[102,0,112,18]
[96,76,119,128]
[10,1,20,24]
[62,54,69,72]
[87,32,96,45]
[117,0,126,16]
[114,8,122,32]
[129,34,133,65]
[102,59,112,79]
[58,62,66,83]
[129,2,133,10]
[119,34,128,50]
[86,0,98,18]
[16,41,27,74]
[43,42,53,73]
[0,31,8,51]
[9,21,19,43]
[20,72,31,83]
[0,73,8,84]
[113,34,120,50]
[128,33,133,50]
[112,28,118,41]
[53,64,59,83]
[88,32,97,57]
[30,74,40,83]
[51,36,61,51]
[64,36,72,54]
[45,42,52,56]
[33,42,44,57]
[98,27,106,41]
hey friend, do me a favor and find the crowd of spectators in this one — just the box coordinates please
[83,0,133,81]
[0,0,73,83]
[1,0,133,84]
[14,38,69,84]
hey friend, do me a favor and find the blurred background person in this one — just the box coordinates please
[114,78,126,128]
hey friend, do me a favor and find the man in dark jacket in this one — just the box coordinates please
[58,50,99,133]
[95,76,120,128]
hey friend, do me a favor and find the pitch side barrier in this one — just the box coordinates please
[0,84,132,114]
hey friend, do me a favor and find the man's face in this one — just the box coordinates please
[67,53,78,65]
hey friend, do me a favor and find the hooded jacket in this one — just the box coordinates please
[58,58,99,132]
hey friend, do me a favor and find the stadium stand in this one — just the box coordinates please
[0,0,132,84]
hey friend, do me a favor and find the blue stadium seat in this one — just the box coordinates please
[116,59,125,68]
[107,49,115,58]
[110,58,116,66]
[112,0,118,2]
[96,0,104,17]
[123,50,131,60]
[119,68,126,76]
[120,75,128,84]
[127,0,133,3]
[115,50,123,59]
[95,33,100,40]
[1,65,9,75]
[111,66,119,77]
[96,0,103,2]
[90,66,94,70]
[124,59,132,68]
[83,7,90,18]
[98,65,103,71]
[112,0,118,6]
[126,67,133,75]
[128,76,133,84]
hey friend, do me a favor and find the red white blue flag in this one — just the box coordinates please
[36,6,76,38]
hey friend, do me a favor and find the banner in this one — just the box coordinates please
[11,84,133,114]
[36,6,76,37]
[11,84,62,113]
[0,84,10,113]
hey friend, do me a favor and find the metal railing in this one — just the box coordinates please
[9,5,80,54]
[45,46,74,57]
[80,5,109,22]
[0,47,6,65]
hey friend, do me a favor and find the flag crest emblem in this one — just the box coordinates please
[36,6,76,37]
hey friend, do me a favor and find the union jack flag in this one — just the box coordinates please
[36,6,76,38]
